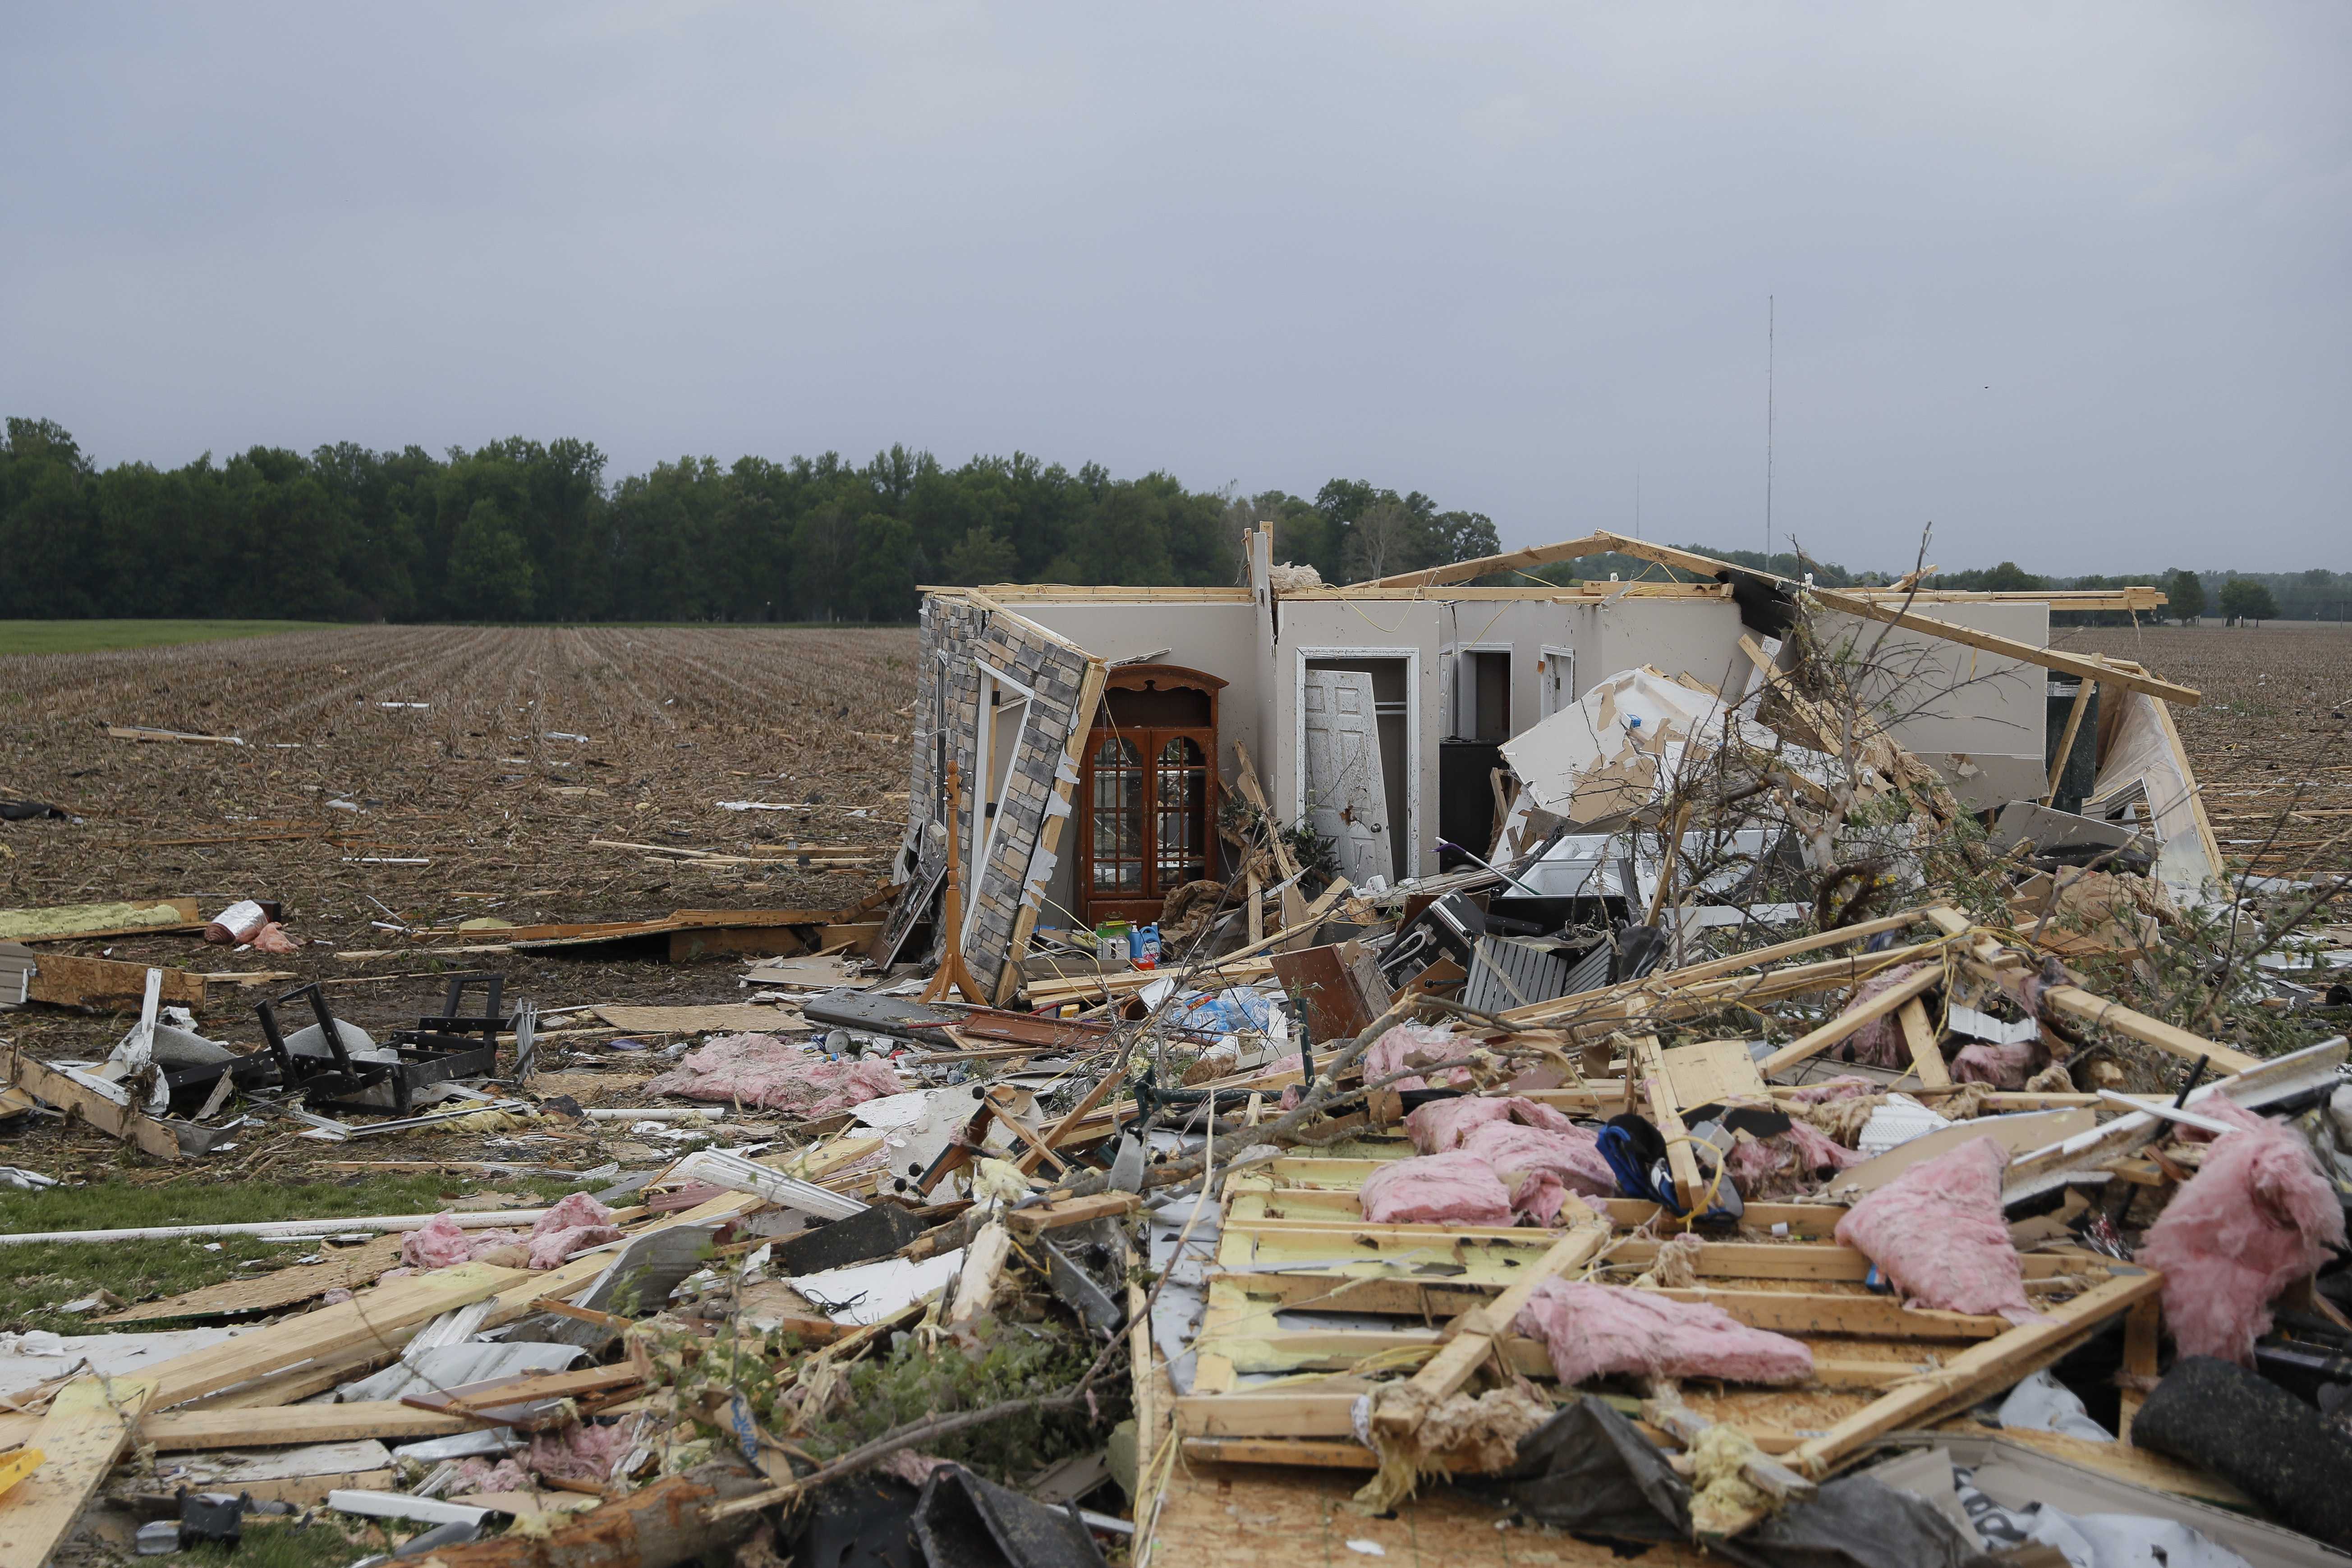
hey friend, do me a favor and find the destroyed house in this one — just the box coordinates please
[889,529,2202,998]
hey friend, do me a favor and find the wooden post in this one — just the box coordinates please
[2044,677,2096,805]
[1897,998,1951,1089]
[923,760,988,1007]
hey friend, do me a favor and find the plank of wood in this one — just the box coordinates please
[591,1002,799,1033]
[2,1046,184,1160]
[1005,1191,1140,1237]
[26,953,206,1010]
[1017,1068,1124,1177]
[1896,999,1950,1089]
[1808,588,2200,706]
[1755,961,1944,1077]
[0,1375,158,1564]
[0,1400,473,1453]
[1659,1038,1769,1106]
[1631,1029,1707,1211]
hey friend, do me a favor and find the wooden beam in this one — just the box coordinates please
[2,1046,184,1161]
[1809,588,2201,707]
[26,954,206,1010]
[2043,676,2096,805]
[997,654,1107,1004]
[1897,999,1951,1089]
[1631,1029,1707,1211]
[1754,961,1944,1077]
[1346,533,1612,592]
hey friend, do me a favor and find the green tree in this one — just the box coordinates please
[446,498,536,619]
[940,526,1019,586]
[2162,568,2205,624]
[848,513,919,621]
[2217,577,2278,625]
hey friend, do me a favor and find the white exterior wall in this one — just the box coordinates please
[1816,601,2052,809]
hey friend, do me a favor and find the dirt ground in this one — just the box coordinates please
[0,625,920,1187]
[2058,621,2352,879]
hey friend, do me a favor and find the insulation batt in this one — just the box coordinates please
[1363,1021,1475,1092]
[1786,1076,1879,1105]
[1459,1121,1619,1199]
[1404,1094,1574,1154]
[1724,1120,1864,1200]
[1358,1151,1514,1225]
[1514,1280,1814,1386]
[646,1032,905,1115]
[1836,1136,2039,1324]
[1950,1038,2049,1089]
[399,1192,622,1272]
[2136,1099,2346,1366]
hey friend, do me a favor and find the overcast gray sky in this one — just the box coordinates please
[5,3,2345,573]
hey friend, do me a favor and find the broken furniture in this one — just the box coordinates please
[255,975,505,1115]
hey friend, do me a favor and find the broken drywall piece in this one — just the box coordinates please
[790,1250,964,1324]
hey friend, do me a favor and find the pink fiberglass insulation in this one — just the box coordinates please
[1787,1076,1878,1105]
[2136,1099,2346,1366]
[1836,1136,2038,1323]
[1950,1039,2051,1088]
[646,1033,906,1116]
[1513,1280,1814,1386]
[1362,1021,1474,1092]
[1459,1121,1619,1199]
[400,1214,524,1269]
[1723,1121,1864,1200]
[1836,965,1926,1068]
[401,1193,623,1272]
[526,1191,623,1270]
[1359,1151,1514,1225]
[525,1417,639,1483]
[1404,1094,1575,1154]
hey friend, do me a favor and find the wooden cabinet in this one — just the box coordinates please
[1075,664,1223,928]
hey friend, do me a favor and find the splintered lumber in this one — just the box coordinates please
[1630,1027,1706,1209]
[1703,1269,2163,1540]
[1753,959,1944,1076]
[0,1375,158,1564]
[1372,1222,1609,1443]
[0,1400,476,1454]
[2,1046,185,1161]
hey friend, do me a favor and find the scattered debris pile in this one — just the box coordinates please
[0,561,2348,1567]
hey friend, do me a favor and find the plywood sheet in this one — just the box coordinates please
[101,1233,407,1324]
[1148,1459,1709,1566]
[1660,1038,1767,1105]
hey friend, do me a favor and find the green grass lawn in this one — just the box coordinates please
[0,620,331,656]
[0,1171,592,1333]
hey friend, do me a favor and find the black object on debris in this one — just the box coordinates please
[792,1474,924,1568]
[2131,1353,2352,1548]
[0,801,67,821]
[177,1489,247,1549]
[913,1463,1109,1568]
[254,974,503,1114]
[1740,1475,1987,1568]
[773,1201,933,1275]
[1475,1396,1691,1544]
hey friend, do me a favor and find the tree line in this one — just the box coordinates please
[0,416,2335,624]
[0,418,1498,623]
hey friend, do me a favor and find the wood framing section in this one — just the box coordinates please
[1809,588,2200,706]
[990,653,1105,1002]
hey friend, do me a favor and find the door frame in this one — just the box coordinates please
[1537,644,1576,721]
[964,660,1036,946]
[1293,646,1420,883]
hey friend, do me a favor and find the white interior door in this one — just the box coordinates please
[1302,668,1394,887]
